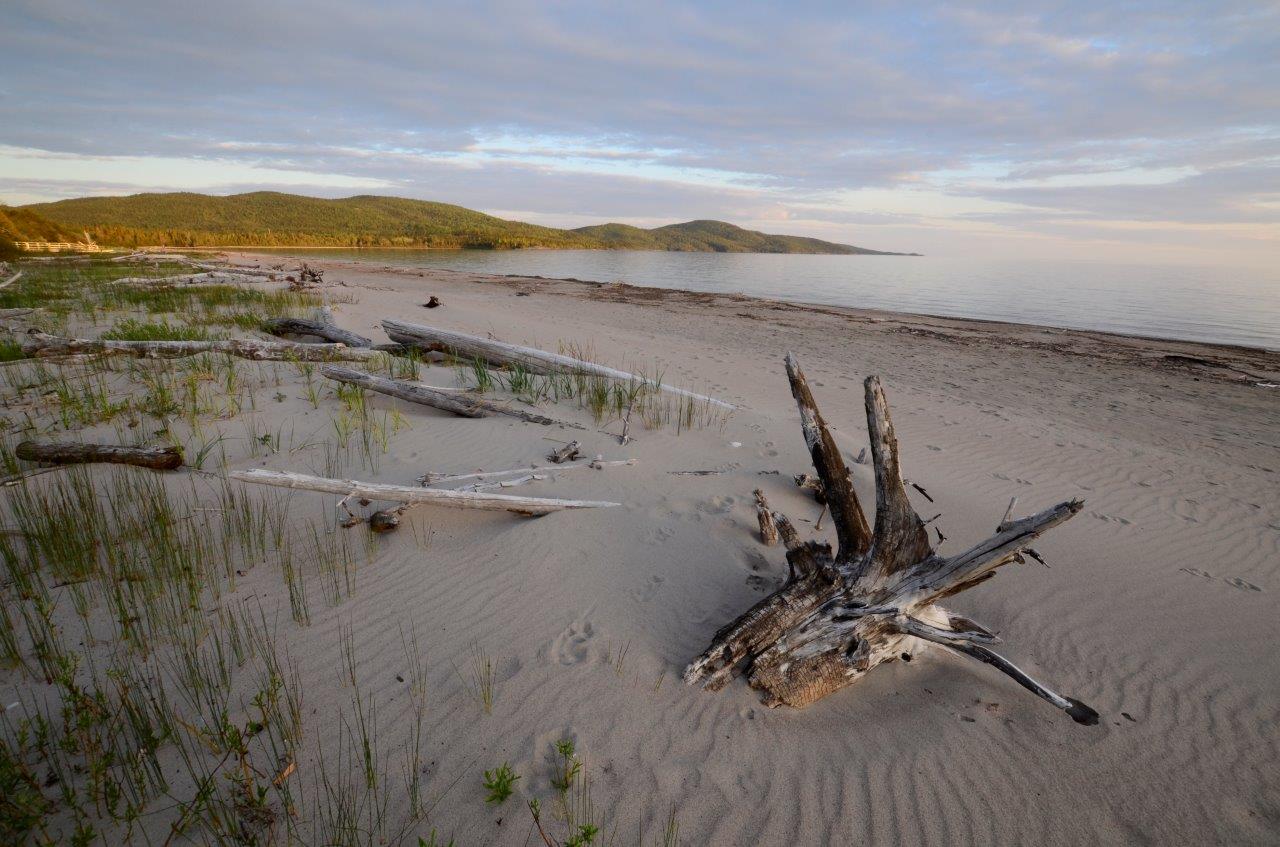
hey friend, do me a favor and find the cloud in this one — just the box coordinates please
[0,1,1276,262]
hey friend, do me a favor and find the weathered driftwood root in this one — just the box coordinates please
[320,365,580,427]
[684,354,1098,725]
[16,440,183,470]
[382,319,734,410]
[547,440,581,463]
[753,489,779,545]
[229,468,619,516]
[21,331,385,363]
[263,318,372,348]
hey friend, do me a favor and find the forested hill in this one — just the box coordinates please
[22,192,911,254]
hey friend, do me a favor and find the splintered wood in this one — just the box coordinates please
[684,354,1097,725]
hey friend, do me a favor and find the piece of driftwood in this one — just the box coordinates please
[111,271,267,286]
[264,318,372,348]
[16,440,183,470]
[382,319,734,410]
[754,489,779,545]
[794,472,826,503]
[684,354,1097,725]
[418,458,635,486]
[320,366,578,427]
[0,271,23,290]
[21,331,385,362]
[547,440,581,463]
[229,469,619,515]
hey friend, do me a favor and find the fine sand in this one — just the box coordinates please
[248,254,1280,844]
[15,252,1280,844]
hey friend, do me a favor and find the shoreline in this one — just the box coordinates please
[237,251,1280,381]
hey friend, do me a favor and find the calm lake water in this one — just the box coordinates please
[275,250,1280,351]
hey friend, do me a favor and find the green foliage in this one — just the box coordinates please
[572,218,890,254]
[27,191,600,250]
[482,763,520,804]
[21,191,890,253]
[100,319,213,342]
[0,205,81,245]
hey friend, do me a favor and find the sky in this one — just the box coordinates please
[1,1,1277,265]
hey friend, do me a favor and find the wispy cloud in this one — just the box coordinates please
[0,0,1276,262]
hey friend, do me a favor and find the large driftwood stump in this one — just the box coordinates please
[684,354,1098,725]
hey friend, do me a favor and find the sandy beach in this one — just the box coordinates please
[255,255,1280,843]
[3,253,1278,845]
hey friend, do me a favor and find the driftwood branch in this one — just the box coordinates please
[263,318,372,348]
[383,319,734,410]
[16,440,183,470]
[684,355,1097,725]
[21,331,386,363]
[320,365,581,428]
[229,468,619,515]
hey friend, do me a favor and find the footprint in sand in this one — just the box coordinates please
[550,620,595,665]
[1090,511,1132,525]
[632,574,666,603]
[1181,568,1262,592]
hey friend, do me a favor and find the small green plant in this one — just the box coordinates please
[482,763,520,804]
[455,642,495,714]
[551,738,581,793]
[100,319,212,342]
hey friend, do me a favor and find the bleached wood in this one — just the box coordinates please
[21,332,386,362]
[685,354,1096,724]
[383,318,735,410]
[264,318,372,348]
[321,365,578,427]
[0,271,23,290]
[229,468,619,515]
[418,458,635,486]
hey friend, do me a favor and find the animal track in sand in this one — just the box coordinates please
[1090,511,1132,525]
[1180,568,1263,592]
[632,574,666,603]
[991,472,1034,485]
[549,619,596,665]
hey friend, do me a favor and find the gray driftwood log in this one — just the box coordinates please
[684,353,1098,725]
[382,319,734,410]
[16,440,183,470]
[21,331,385,363]
[263,318,372,348]
[320,365,581,428]
[229,468,619,515]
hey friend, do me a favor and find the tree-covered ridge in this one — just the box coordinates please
[0,206,81,243]
[22,191,910,254]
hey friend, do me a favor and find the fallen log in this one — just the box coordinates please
[0,271,23,291]
[16,440,183,470]
[111,271,267,286]
[382,319,734,410]
[418,458,635,486]
[264,318,372,348]
[684,353,1097,725]
[21,331,386,363]
[229,468,619,515]
[320,365,582,428]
